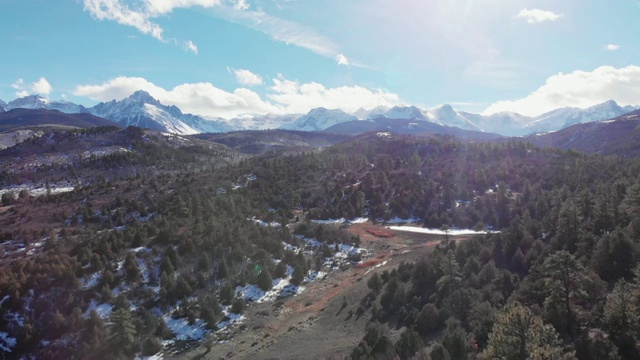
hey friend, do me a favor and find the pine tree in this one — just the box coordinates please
[481,303,574,360]
[109,308,137,357]
[257,268,273,292]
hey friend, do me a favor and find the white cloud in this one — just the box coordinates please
[11,79,23,90]
[605,44,620,51]
[83,0,221,47]
[268,75,402,114]
[11,77,52,97]
[229,68,263,86]
[185,40,198,54]
[82,0,354,63]
[336,54,349,67]
[515,8,563,24]
[231,0,249,10]
[83,0,164,40]
[74,75,402,118]
[483,65,640,116]
[213,7,339,58]
[142,0,221,16]
[32,78,53,95]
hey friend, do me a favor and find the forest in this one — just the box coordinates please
[1,127,640,359]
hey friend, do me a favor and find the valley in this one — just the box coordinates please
[1,122,640,359]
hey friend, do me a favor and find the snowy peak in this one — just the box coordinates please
[425,104,481,131]
[0,99,6,112]
[281,108,358,131]
[6,95,86,114]
[8,95,49,110]
[384,106,427,121]
[353,105,389,120]
[461,111,532,136]
[525,99,633,133]
[90,91,236,135]
[126,90,161,105]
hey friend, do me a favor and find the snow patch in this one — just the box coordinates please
[163,316,206,341]
[386,226,498,235]
[0,332,17,353]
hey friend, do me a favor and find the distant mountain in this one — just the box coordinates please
[461,111,531,136]
[353,105,389,120]
[193,129,352,155]
[424,104,481,131]
[524,110,640,157]
[89,91,236,135]
[0,108,117,132]
[524,100,636,134]
[322,116,501,140]
[281,108,358,131]
[7,95,88,114]
[384,106,428,121]
[229,113,300,130]
[3,93,639,137]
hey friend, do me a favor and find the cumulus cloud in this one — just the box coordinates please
[74,75,402,118]
[604,44,620,51]
[229,68,263,86]
[11,77,52,97]
[483,65,640,116]
[515,8,563,24]
[268,75,402,114]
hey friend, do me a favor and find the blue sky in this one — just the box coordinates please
[1,0,639,118]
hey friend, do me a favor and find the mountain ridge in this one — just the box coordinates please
[2,93,638,136]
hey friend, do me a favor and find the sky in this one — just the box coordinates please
[1,0,640,119]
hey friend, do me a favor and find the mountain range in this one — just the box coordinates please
[0,92,637,137]
[524,109,640,157]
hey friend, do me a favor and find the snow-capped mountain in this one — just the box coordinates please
[425,104,481,131]
[3,92,639,137]
[281,108,358,131]
[524,100,637,134]
[7,95,87,114]
[229,113,300,130]
[461,111,532,136]
[353,105,389,120]
[383,106,428,121]
[89,91,236,135]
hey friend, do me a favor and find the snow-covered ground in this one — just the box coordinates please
[383,217,422,224]
[0,183,75,198]
[163,316,206,341]
[0,332,17,353]
[311,217,368,225]
[83,300,113,318]
[386,226,498,235]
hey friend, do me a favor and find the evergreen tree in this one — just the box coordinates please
[257,268,273,292]
[482,303,574,360]
[108,308,137,357]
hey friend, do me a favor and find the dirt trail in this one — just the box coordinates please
[176,222,454,360]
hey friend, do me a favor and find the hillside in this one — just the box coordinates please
[192,129,352,155]
[525,110,640,157]
[0,108,117,132]
[1,130,640,359]
[323,116,502,141]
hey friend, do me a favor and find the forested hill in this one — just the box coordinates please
[1,130,640,358]
[524,109,640,157]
